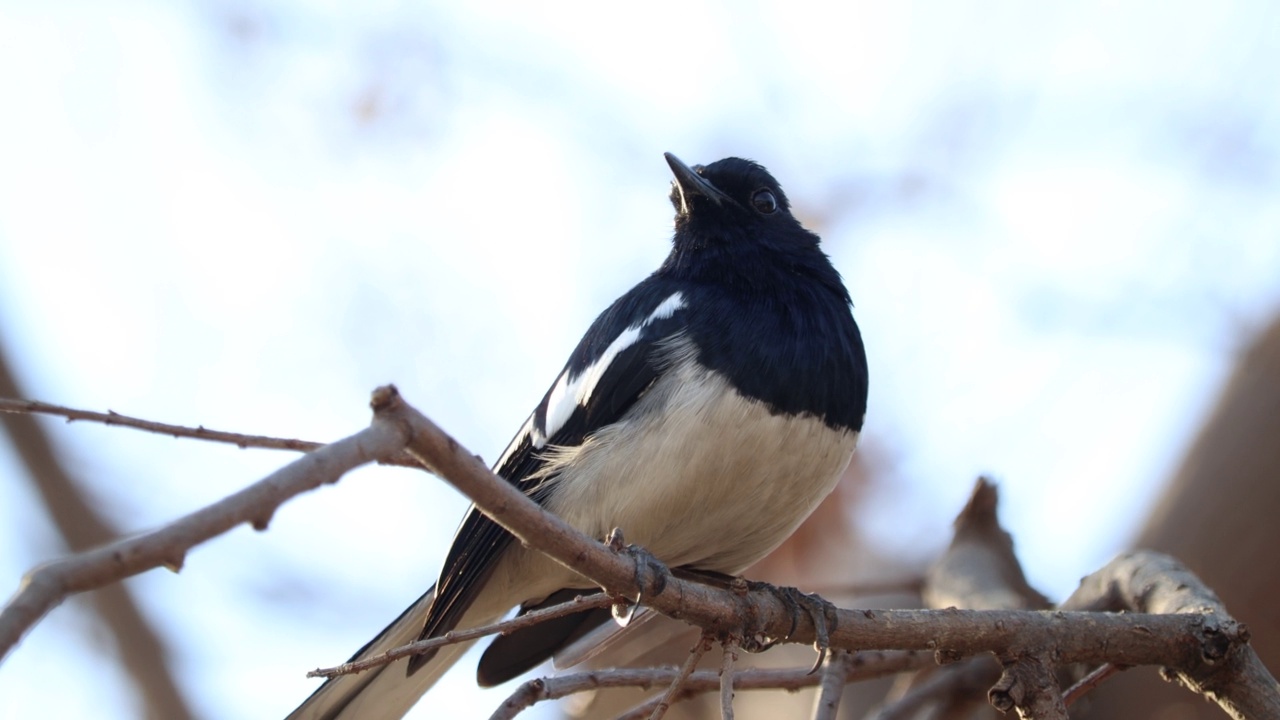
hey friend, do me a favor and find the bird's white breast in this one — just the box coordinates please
[536,339,859,577]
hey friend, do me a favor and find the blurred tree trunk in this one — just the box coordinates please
[1080,309,1280,719]
[0,343,193,720]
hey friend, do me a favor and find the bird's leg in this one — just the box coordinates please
[670,570,838,667]
[671,567,738,588]
[604,527,669,626]
[744,581,839,672]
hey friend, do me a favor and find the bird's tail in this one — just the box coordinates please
[286,585,475,720]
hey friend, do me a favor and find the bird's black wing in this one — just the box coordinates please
[407,281,688,673]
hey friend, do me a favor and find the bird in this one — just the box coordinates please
[288,153,869,719]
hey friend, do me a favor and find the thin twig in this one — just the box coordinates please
[0,397,426,468]
[616,696,668,720]
[487,651,930,720]
[1063,663,1123,707]
[0,397,324,451]
[811,649,851,720]
[720,637,738,720]
[0,410,408,662]
[309,593,611,677]
[866,658,993,720]
[648,634,713,720]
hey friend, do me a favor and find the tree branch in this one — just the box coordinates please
[0,407,408,662]
[487,652,930,720]
[0,397,324,451]
[1062,550,1280,719]
[5,386,1277,720]
[0,396,425,467]
[1062,662,1122,707]
[989,654,1067,719]
[647,633,712,720]
[811,649,852,720]
[309,593,613,678]
[866,659,995,720]
[719,636,739,720]
[380,389,1206,665]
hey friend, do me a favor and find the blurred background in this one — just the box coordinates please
[1,1,1278,718]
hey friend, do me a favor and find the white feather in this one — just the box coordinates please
[540,335,858,576]
[541,292,686,441]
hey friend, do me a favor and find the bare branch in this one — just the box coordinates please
[309,593,612,678]
[6,387,1277,720]
[1062,550,1280,719]
[895,478,1052,718]
[811,649,852,720]
[720,637,738,720]
[1062,663,1123,707]
[0,396,426,468]
[488,652,929,720]
[989,655,1067,720]
[924,478,1051,612]
[376,387,1280,696]
[0,396,324,451]
[866,660,994,720]
[0,408,407,662]
[647,634,712,720]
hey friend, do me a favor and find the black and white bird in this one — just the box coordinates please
[288,154,869,719]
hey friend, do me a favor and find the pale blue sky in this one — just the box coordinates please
[2,2,1279,718]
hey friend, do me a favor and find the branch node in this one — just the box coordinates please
[935,648,965,665]
[161,554,186,574]
[369,384,401,412]
[989,655,1067,719]
[250,511,274,532]
[605,527,626,552]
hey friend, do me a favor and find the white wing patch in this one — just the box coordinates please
[540,292,686,443]
[648,292,685,323]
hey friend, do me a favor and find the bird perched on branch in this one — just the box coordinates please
[288,153,869,719]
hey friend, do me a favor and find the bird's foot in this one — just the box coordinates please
[671,566,738,588]
[744,581,839,672]
[605,528,669,626]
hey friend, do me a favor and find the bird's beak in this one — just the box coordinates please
[665,152,732,216]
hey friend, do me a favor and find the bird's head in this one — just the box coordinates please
[665,153,795,231]
[662,153,834,289]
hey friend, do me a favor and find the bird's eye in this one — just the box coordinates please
[751,189,778,214]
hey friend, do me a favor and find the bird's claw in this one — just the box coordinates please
[744,581,838,672]
[605,530,669,627]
